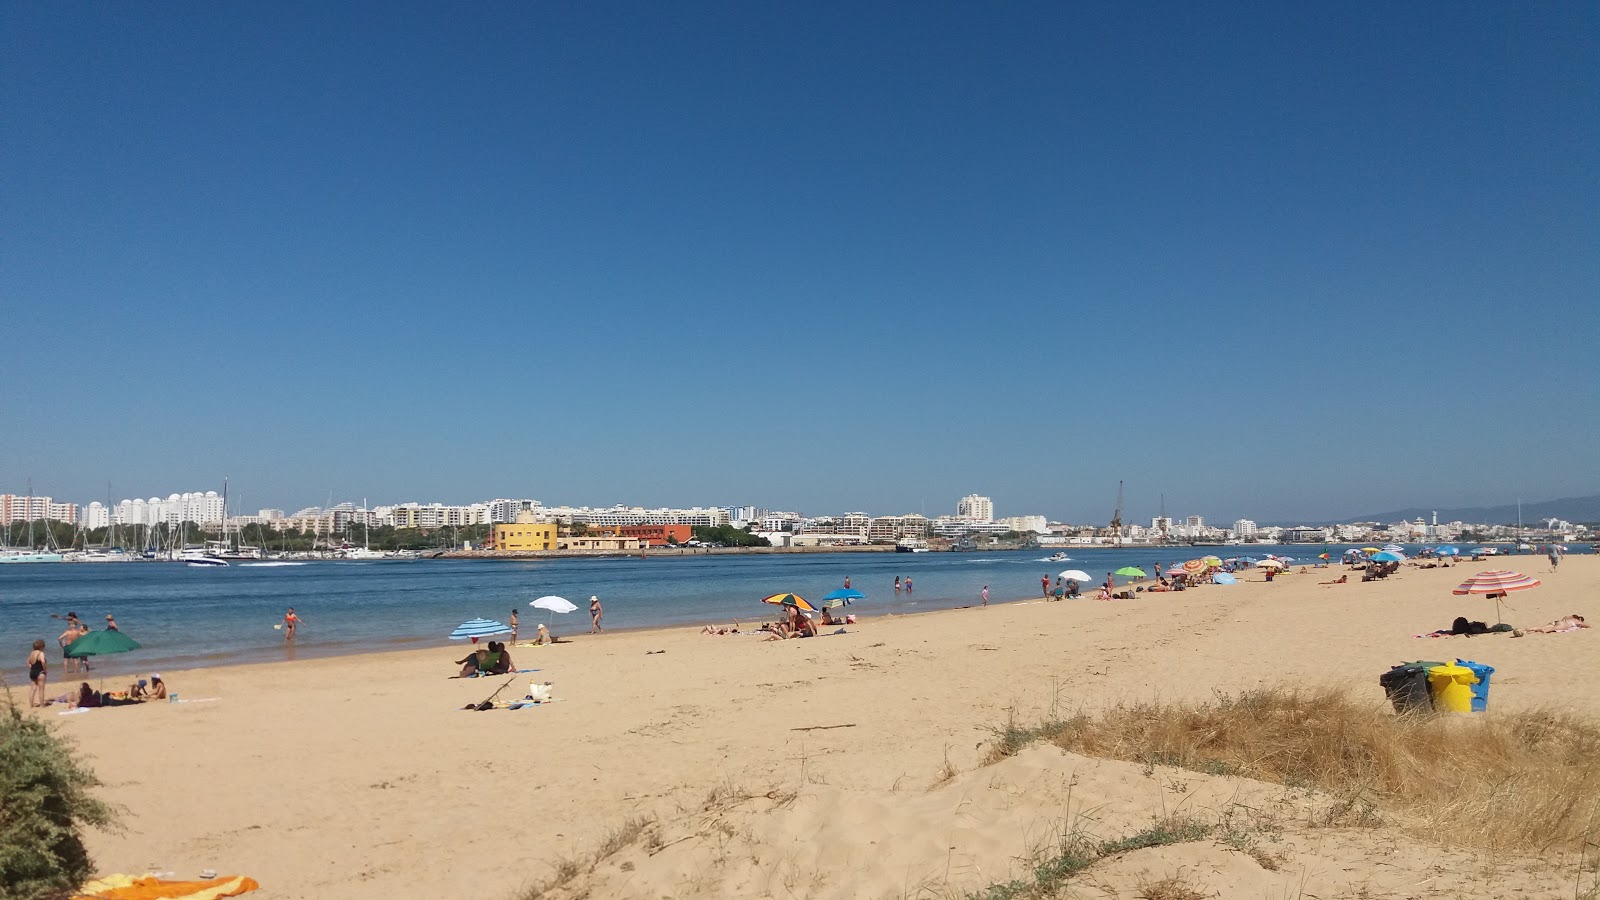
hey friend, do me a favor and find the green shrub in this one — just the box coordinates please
[0,699,118,900]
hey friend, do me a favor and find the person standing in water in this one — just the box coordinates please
[589,596,604,633]
[1041,574,1050,598]
[283,607,304,641]
[904,576,912,594]
[844,576,851,589]
[894,576,901,593]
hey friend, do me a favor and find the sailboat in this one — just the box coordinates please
[339,499,385,560]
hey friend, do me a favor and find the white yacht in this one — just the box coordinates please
[0,550,65,564]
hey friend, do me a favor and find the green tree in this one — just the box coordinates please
[0,697,119,899]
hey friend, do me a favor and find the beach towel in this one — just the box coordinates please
[72,874,259,899]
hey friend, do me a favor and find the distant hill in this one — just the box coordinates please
[1288,494,1600,527]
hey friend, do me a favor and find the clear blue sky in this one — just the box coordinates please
[4,2,1597,524]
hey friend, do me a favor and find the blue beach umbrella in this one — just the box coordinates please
[821,588,864,606]
[1369,551,1404,563]
[1211,572,1238,585]
[449,618,512,642]
[1435,545,1461,557]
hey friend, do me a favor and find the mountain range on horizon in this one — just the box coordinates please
[1273,494,1600,528]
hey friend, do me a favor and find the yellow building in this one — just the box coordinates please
[490,522,559,551]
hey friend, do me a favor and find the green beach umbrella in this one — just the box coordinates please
[1113,566,1147,578]
[63,629,142,658]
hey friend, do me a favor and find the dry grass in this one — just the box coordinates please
[1135,870,1208,900]
[988,686,1600,853]
[513,814,657,899]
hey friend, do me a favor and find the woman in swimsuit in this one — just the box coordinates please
[28,639,48,707]
[589,596,603,634]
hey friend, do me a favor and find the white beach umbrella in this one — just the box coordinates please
[1059,569,1092,582]
[532,595,578,626]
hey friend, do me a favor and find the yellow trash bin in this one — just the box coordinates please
[1427,664,1479,713]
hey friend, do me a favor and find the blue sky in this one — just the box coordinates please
[4,3,1596,524]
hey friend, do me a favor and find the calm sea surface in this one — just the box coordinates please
[1,544,1581,676]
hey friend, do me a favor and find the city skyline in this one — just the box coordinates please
[7,482,1595,532]
[4,5,1596,523]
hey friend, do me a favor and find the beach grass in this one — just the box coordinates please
[985,685,1600,853]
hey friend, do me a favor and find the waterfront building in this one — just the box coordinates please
[1231,519,1258,540]
[868,514,931,542]
[84,501,111,530]
[956,494,994,522]
[112,492,223,527]
[489,520,559,551]
[616,524,692,546]
[997,515,1047,533]
[1,494,80,524]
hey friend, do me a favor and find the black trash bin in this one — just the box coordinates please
[1379,663,1435,714]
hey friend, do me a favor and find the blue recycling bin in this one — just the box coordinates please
[1456,659,1494,712]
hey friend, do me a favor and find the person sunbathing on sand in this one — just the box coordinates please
[702,620,742,635]
[1320,575,1348,584]
[1517,615,1589,636]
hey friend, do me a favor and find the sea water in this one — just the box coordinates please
[0,544,1578,674]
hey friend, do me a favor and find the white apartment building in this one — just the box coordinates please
[957,494,994,522]
[486,499,543,524]
[83,502,111,529]
[997,515,1048,533]
[112,492,225,527]
[545,505,730,528]
[1231,519,1257,540]
[868,514,931,542]
[802,514,871,539]
[761,512,801,532]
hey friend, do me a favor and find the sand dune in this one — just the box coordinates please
[11,554,1596,898]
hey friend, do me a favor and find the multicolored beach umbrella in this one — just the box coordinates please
[1452,570,1541,596]
[449,618,512,641]
[1180,559,1209,574]
[761,592,817,613]
[1453,569,1539,624]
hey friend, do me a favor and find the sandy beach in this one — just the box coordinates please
[11,554,1598,899]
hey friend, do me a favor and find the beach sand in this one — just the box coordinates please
[10,554,1597,898]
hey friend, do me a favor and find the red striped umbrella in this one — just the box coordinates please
[1181,558,1210,574]
[1451,570,1541,595]
[1452,569,1539,624]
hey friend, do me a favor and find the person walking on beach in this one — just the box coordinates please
[1041,574,1050,598]
[894,575,901,593]
[509,608,519,643]
[27,639,48,708]
[1548,545,1562,571]
[1104,573,1114,595]
[981,585,989,607]
[1154,562,1162,579]
[589,595,604,633]
[283,607,303,641]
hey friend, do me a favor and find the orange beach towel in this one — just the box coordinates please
[72,874,259,900]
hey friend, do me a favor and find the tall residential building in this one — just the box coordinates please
[1185,515,1204,528]
[1,494,78,524]
[957,494,994,522]
[1231,519,1257,539]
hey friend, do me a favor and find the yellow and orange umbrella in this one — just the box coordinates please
[761,592,817,613]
